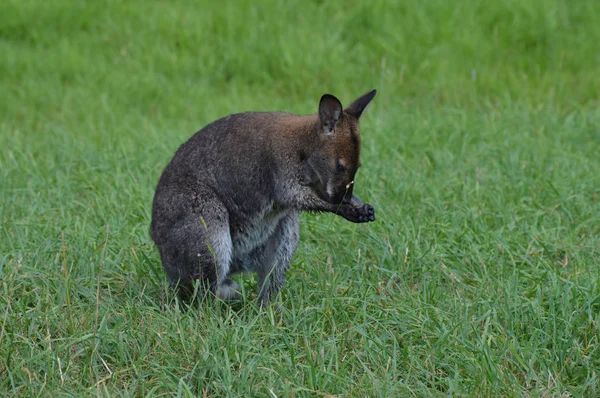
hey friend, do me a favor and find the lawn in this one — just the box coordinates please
[1,0,600,396]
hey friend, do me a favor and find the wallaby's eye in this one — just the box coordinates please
[335,159,345,173]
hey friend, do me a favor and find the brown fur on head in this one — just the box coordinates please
[306,89,377,205]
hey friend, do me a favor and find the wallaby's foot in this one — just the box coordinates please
[217,278,242,301]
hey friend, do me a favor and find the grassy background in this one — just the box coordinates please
[1,0,600,396]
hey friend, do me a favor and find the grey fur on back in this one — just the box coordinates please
[150,91,377,306]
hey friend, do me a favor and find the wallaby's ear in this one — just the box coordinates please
[319,94,343,135]
[345,89,377,119]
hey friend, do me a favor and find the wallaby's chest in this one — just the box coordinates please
[230,202,289,257]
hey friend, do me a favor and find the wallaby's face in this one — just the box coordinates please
[306,90,377,205]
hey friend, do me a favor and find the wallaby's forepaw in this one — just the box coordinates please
[340,202,375,223]
[360,203,376,222]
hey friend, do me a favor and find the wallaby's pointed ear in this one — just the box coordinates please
[345,89,377,119]
[319,94,343,135]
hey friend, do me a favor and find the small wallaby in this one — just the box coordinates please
[150,90,377,306]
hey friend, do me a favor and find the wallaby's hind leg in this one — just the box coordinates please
[157,235,215,304]
[156,204,232,305]
[257,211,300,307]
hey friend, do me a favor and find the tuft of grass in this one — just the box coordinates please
[1,0,599,396]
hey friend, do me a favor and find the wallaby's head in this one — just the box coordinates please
[306,89,377,205]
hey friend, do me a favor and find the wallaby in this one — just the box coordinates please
[150,90,377,306]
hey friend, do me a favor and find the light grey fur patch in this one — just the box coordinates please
[217,279,241,301]
[327,181,334,197]
[210,227,233,284]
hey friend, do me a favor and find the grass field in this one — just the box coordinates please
[2,0,600,396]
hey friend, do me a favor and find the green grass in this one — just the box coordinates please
[2,0,600,396]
